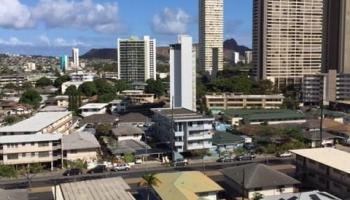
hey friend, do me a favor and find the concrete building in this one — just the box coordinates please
[152,171,223,200]
[291,148,350,199]
[79,103,108,117]
[0,134,62,170]
[302,70,350,104]
[61,81,83,94]
[222,164,299,199]
[0,74,26,88]
[152,108,214,153]
[62,131,100,162]
[233,51,240,64]
[253,0,324,88]
[112,126,144,141]
[59,56,68,71]
[69,71,94,82]
[170,35,196,111]
[121,90,155,104]
[23,62,36,72]
[117,36,156,82]
[199,0,224,74]
[72,48,79,68]
[205,93,284,112]
[0,111,72,135]
[245,51,253,64]
[323,0,350,73]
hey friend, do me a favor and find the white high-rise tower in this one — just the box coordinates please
[72,48,79,68]
[170,35,196,111]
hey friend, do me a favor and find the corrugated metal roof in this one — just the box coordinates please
[0,133,61,144]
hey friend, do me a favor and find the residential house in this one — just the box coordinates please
[222,163,300,199]
[117,112,150,127]
[80,114,118,127]
[112,126,144,141]
[79,103,108,117]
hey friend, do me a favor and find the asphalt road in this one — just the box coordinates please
[0,156,293,190]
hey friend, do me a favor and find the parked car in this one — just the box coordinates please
[86,165,107,174]
[172,159,188,167]
[235,154,255,161]
[111,163,130,171]
[277,152,292,158]
[135,158,143,164]
[217,156,235,162]
[63,168,82,176]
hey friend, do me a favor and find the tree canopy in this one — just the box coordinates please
[54,75,70,88]
[78,82,97,97]
[145,79,165,98]
[36,77,52,87]
[19,89,42,108]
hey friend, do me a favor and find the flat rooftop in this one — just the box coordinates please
[0,133,62,144]
[152,108,214,121]
[291,148,350,174]
[225,109,305,121]
[0,111,71,133]
[79,103,108,110]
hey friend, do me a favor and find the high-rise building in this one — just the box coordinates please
[253,0,324,88]
[323,0,350,73]
[117,36,156,82]
[60,55,68,71]
[199,0,224,75]
[170,35,196,111]
[233,52,240,64]
[245,51,253,64]
[72,48,79,68]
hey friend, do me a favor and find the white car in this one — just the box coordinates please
[278,152,293,158]
[112,163,130,171]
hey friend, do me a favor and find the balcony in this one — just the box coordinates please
[174,131,184,137]
[187,143,212,150]
[175,141,183,147]
[187,134,212,141]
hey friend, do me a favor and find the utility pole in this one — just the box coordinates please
[319,94,324,148]
[242,168,245,200]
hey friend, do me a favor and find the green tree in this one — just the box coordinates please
[3,115,20,125]
[96,123,112,136]
[139,173,161,200]
[65,159,87,170]
[64,85,78,96]
[252,192,264,200]
[252,79,274,95]
[98,93,116,103]
[0,165,17,178]
[53,75,70,88]
[35,77,52,87]
[21,82,33,90]
[64,86,80,113]
[123,153,135,163]
[94,79,115,95]
[79,82,97,97]
[114,80,131,93]
[19,89,42,108]
[3,83,18,90]
[20,163,43,189]
[145,79,165,98]
[192,149,211,171]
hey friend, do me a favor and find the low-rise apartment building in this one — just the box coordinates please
[205,93,284,112]
[79,103,108,117]
[152,108,214,153]
[121,90,155,104]
[0,134,62,170]
[0,111,72,135]
[291,148,350,199]
[0,74,26,88]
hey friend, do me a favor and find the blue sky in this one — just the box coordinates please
[0,0,252,56]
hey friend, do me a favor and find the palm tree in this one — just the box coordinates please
[139,173,161,200]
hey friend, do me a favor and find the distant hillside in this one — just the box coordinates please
[81,48,117,60]
[223,38,251,55]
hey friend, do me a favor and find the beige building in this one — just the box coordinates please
[253,0,324,88]
[291,148,350,199]
[0,111,72,135]
[199,0,224,74]
[205,93,284,111]
[121,90,154,104]
[0,134,62,170]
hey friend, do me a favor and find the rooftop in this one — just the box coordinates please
[153,171,223,200]
[112,126,144,137]
[0,133,61,144]
[79,103,108,110]
[290,148,350,174]
[152,108,214,121]
[0,188,28,200]
[212,131,245,145]
[0,111,71,133]
[222,163,300,189]
[118,112,150,124]
[62,131,100,150]
[56,177,134,200]
[262,190,341,200]
[225,109,305,122]
[81,114,118,125]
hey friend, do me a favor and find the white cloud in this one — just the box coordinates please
[0,37,33,46]
[53,37,87,47]
[152,8,190,35]
[38,35,51,46]
[0,0,34,29]
[0,0,123,34]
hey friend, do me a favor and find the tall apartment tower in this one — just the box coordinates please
[117,36,156,82]
[199,0,224,75]
[72,48,79,68]
[323,0,350,73]
[170,35,196,111]
[253,0,324,88]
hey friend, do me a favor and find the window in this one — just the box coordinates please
[31,152,36,157]
[31,142,35,146]
[7,154,18,160]
[70,150,78,154]
[38,151,49,157]
[38,142,49,147]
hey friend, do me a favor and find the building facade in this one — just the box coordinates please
[152,108,214,153]
[0,75,26,88]
[291,148,350,199]
[253,0,324,88]
[117,36,156,82]
[121,90,155,104]
[199,0,224,74]
[72,48,79,68]
[59,55,68,71]
[170,35,196,111]
[205,93,284,111]
[302,70,350,104]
